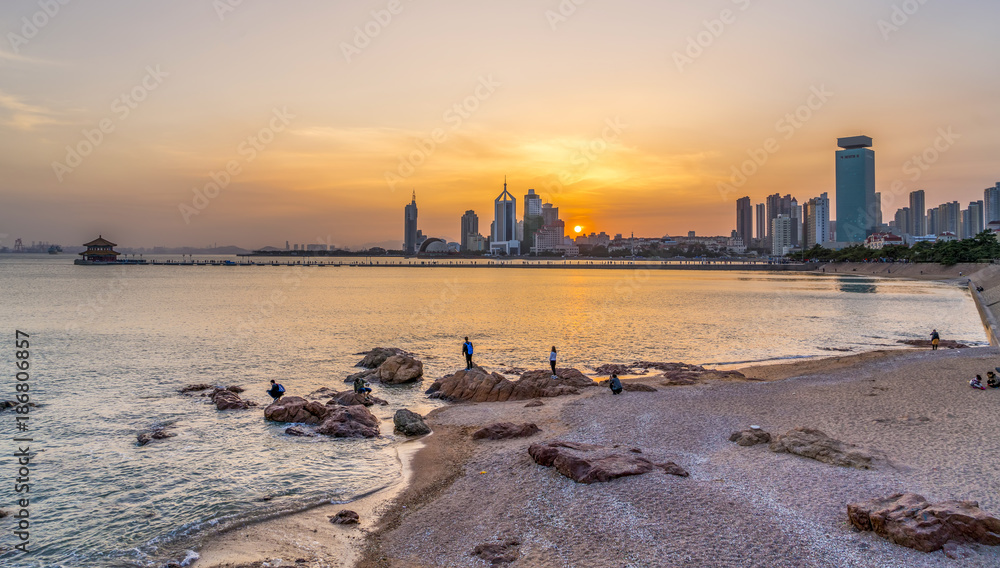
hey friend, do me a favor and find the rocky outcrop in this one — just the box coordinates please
[377,355,423,384]
[315,405,380,438]
[137,425,176,446]
[264,396,330,425]
[284,425,315,437]
[847,493,1000,552]
[472,422,541,441]
[393,409,431,436]
[598,379,657,392]
[178,383,212,393]
[899,339,968,349]
[426,367,596,403]
[528,441,688,484]
[594,363,648,376]
[728,428,771,447]
[326,390,388,407]
[355,347,410,368]
[471,539,521,565]
[524,400,544,408]
[330,510,360,525]
[210,388,254,410]
[658,363,747,386]
[769,427,873,469]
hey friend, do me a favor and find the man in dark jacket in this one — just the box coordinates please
[462,337,474,370]
[267,380,285,402]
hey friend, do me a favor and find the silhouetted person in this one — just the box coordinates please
[609,372,623,395]
[930,329,940,350]
[462,337,474,370]
[549,346,557,378]
[267,380,285,403]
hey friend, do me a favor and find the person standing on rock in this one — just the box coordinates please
[267,380,285,403]
[930,329,940,350]
[549,346,558,379]
[462,337,474,370]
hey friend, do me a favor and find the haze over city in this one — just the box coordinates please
[2,0,998,249]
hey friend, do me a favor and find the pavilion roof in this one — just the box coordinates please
[83,235,117,247]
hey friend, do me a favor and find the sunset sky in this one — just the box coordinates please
[1,0,998,249]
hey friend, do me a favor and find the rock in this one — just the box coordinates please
[899,339,968,349]
[355,347,410,368]
[0,509,7,518]
[655,363,747,386]
[769,427,873,469]
[597,379,657,392]
[210,388,252,410]
[847,493,1000,553]
[178,383,212,393]
[264,396,330,425]
[137,425,177,446]
[0,400,36,411]
[329,510,360,525]
[315,405,380,438]
[284,426,315,437]
[377,355,424,384]
[500,367,527,375]
[393,409,431,436]
[472,422,541,441]
[593,363,649,376]
[225,385,245,393]
[308,386,340,398]
[728,428,771,447]
[471,539,521,565]
[426,367,596,403]
[528,440,688,484]
[326,390,388,407]
[943,541,974,559]
[524,400,544,407]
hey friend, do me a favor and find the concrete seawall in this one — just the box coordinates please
[967,265,1000,347]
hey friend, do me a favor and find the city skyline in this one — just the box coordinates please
[2,1,999,249]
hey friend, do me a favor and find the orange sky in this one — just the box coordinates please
[1,1,998,248]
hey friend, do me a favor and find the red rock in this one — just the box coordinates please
[315,405,380,438]
[847,493,1000,553]
[211,388,250,410]
[472,422,541,441]
[728,429,771,446]
[264,396,330,424]
[377,355,424,384]
[355,347,410,368]
[528,440,688,484]
[769,427,873,469]
[426,367,596,403]
[326,391,388,407]
[329,510,360,524]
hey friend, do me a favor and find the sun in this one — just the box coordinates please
[573,225,583,233]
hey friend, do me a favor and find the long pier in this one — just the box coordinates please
[118,259,818,271]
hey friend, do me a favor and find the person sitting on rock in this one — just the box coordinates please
[267,380,285,402]
[970,375,986,390]
[353,375,372,398]
[609,372,623,395]
[987,371,1000,389]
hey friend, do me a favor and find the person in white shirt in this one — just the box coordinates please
[549,346,557,378]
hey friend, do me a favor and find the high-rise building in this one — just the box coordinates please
[986,184,1000,225]
[873,192,883,228]
[835,135,876,242]
[790,197,802,246]
[908,190,925,237]
[755,203,767,248]
[403,191,418,255]
[460,210,479,252]
[894,207,910,236]
[927,208,938,236]
[523,189,543,253]
[771,214,793,257]
[804,193,830,248]
[969,200,985,236]
[736,196,753,249]
[937,201,960,235]
[961,209,971,239]
[491,179,519,254]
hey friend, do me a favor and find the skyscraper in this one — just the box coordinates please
[835,135,876,243]
[909,190,925,236]
[873,192,883,228]
[736,196,753,250]
[790,197,801,246]
[969,200,985,236]
[927,208,938,236]
[985,184,1000,224]
[403,191,418,255]
[771,214,792,257]
[894,207,910,236]
[937,201,960,235]
[523,189,543,253]
[755,203,766,248]
[460,210,478,252]
[490,178,519,254]
[804,192,830,248]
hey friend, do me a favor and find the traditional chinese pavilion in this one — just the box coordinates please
[76,236,121,264]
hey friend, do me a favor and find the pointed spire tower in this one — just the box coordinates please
[404,190,418,255]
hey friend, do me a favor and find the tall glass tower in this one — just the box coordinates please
[835,135,876,243]
[493,178,517,243]
[403,191,418,255]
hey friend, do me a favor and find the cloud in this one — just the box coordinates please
[0,89,63,130]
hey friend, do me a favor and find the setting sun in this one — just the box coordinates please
[574,225,583,233]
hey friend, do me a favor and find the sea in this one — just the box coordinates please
[0,254,988,567]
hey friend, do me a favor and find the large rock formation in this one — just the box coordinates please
[528,440,688,484]
[728,428,771,447]
[178,383,212,393]
[769,427,873,469]
[355,347,410,368]
[264,396,330,425]
[210,388,254,410]
[377,355,424,384]
[426,367,596,403]
[657,363,747,386]
[847,493,1000,552]
[472,422,541,441]
[393,409,431,436]
[315,405,380,438]
[327,390,388,407]
[597,379,657,392]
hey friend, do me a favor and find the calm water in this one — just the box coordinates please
[0,255,987,567]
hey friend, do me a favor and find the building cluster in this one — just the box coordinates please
[735,135,998,256]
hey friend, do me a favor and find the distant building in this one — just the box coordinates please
[736,196,753,249]
[835,135,876,243]
[467,234,488,252]
[771,214,793,257]
[909,190,926,237]
[755,203,767,249]
[937,201,960,235]
[490,179,519,254]
[969,200,985,236]
[865,232,904,250]
[523,189,544,253]
[77,235,121,263]
[404,191,418,255]
[986,183,1000,225]
[460,210,479,252]
[803,192,830,248]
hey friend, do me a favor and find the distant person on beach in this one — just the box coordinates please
[970,375,986,390]
[353,375,372,398]
[267,380,285,402]
[550,346,558,378]
[462,337,474,370]
[987,371,1000,388]
[609,372,623,395]
[930,330,940,350]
